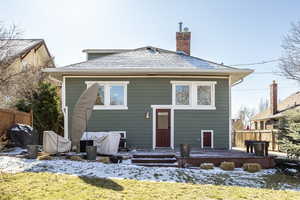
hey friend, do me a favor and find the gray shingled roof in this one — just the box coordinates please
[44,46,253,83]
[63,46,237,70]
[0,39,43,61]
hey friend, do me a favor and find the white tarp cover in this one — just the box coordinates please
[43,131,71,154]
[81,132,121,155]
[71,83,100,147]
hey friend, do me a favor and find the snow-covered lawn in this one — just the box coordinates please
[0,155,300,191]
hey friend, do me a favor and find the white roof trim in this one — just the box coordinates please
[44,67,253,74]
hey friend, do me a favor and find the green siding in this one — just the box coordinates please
[65,78,229,149]
[174,79,229,149]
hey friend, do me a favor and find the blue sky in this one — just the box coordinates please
[1,0,300,116]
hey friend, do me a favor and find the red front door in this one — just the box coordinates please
[156,109,171,147]
[203,131,212,148]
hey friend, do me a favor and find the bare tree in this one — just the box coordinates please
[0,22,23,88]
[258,98,269,112]
[279,21,300,81]
[237,106,256,129]
[0,22,55,107]
[14,59,53,100]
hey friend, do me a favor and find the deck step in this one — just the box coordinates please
[132,153,178,167]
[135,163,178,167]
[132,154,176,159]
[132,158,177,163]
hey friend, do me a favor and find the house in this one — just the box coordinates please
[44,23,253,149]
[0,39,55,107]
[252,80,300,130]
[232,118,244,130]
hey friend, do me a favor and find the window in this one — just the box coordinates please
[171,81,216,110]
[201,130,214,148]
[260,121,264,130]
[95,86,104,105]
[175,85,190,105]
[85,81,129,110]
[110,86,124,105]
[157,112,169,129]
[197,85,211,105]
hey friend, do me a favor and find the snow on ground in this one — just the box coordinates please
[0,147,27,156]
[0,156,300,191]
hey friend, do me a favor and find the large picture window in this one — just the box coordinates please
[171,81,216,109]
[86,81,129,110]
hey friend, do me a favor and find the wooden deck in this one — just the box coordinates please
[120,148,276,168]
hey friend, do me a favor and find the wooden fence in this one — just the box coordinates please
[233,130,279,151]
[0,109,33,137]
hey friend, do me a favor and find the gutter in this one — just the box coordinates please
[232,78,244,86]
[43,67,254,74]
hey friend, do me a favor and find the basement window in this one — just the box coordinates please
[85,81,129,110]
[171,81,216,110]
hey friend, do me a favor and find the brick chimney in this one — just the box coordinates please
[176,22,191,55]
[270,80,278,115]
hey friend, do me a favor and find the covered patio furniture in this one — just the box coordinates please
[43,131,71,154]
[81,132,121,155]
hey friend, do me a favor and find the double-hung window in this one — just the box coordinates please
[85,81,129,110]
[171,81,216,109]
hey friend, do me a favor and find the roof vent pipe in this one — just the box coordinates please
[179,22,183,32]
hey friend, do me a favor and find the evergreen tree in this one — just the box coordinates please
[15,82,63,143]
[278,110,300,159]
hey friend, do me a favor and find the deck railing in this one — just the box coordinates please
[233,129,279,151]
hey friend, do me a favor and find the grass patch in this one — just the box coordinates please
[0,172,299,200]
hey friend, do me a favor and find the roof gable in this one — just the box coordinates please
[252,91,300,120]
[0,39,43,62]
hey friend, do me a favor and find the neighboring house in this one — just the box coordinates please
[252,81,300,130]
[45,24,252,149]
[232,119,244,130]
[0,39,55,107]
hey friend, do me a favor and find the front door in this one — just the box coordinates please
[156,109,171,147]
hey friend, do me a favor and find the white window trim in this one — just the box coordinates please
[85,81,129,110]
[171,81,216,110]
[201,130,214,148]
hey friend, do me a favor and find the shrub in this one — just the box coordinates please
[220,162,235,171]
[68,156,85,161]
[15,82,64,143]
[200,163,214,170]
[242,163,262,173]
[97,156,110,164]
[37,155,52,160]
[15,99,31,113]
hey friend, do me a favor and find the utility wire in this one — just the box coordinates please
[252,71,281,74]
[233,86,294,92]
[228,59,280,67]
